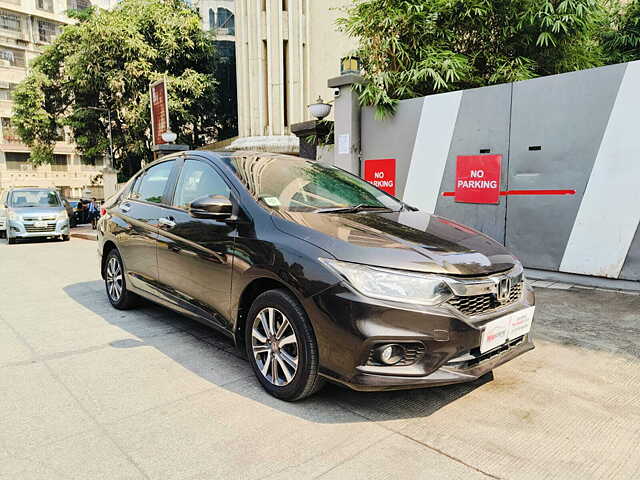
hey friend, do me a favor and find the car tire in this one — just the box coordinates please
[245,289,324,401]
[7,237,15,245]
[0,230,5,239]
[104,248,138,310]
[62,235,70,242]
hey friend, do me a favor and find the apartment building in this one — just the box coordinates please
[0,0,112,198]
[232,0,356,152]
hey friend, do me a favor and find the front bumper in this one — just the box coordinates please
[310,281,535,392]
[8,219,70,238]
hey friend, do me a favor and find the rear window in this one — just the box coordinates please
[9,190,60,208]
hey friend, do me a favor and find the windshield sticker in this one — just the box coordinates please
[262,196,281,208]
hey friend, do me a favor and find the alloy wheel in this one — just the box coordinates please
[106,256,123,302]
[251,307,299,386]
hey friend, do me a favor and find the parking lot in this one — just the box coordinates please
[1,236,639,479]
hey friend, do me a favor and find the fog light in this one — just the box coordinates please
[375,344,405,365]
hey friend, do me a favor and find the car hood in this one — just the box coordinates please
[272,210,518,276]
[10,206,64,218]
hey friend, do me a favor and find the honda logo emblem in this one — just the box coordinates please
[496,277,512,304]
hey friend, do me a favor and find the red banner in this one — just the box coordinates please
[364,158,396,196]
[455,155,502,204]
[150,79,169,145]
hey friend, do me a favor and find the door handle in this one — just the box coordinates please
[158,217,176,229]
[121,203,131,213]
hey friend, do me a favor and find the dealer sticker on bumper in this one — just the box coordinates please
[480,306,535,354]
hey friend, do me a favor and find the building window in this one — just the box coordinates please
[216,8,234,35]
[0,11,23,35]
[5,152,29,170]
[52,154,68,172]
[67,0,92,11]
[81,156,103,168]
[283,40,289,127]
[261,0,266,11]
[1,117,20,144]
[0,82,16,100]
[262,40,269,132]
[282,0,287,11]
[0,48,25,68]
[209,8,215,31]
[36,0,54,13]
[38,20,60,43]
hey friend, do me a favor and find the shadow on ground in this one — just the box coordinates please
[63,280,495,423]
[532,287,640,360]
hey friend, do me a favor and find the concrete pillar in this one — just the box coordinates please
[328,74,362,174]
[101,167,118,200]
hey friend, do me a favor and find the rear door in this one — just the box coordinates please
[0,190,7,232]
[115,159,179,295]
[156,158,237,328]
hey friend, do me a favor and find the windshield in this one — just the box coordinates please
[9,190,61,208]
[223,154,404,212]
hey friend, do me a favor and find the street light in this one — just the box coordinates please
[161,130,177,143]
[308,96,332,120]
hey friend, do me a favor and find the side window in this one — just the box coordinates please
[173,160,231,210]
[136,161,175,204]
[129,173,143,199]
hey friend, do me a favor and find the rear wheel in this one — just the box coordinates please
[245,289,324,401]
[104,249,138,310]
[7,236,15,245]
[0,230,5,239]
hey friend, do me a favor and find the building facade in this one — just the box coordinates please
[0,0,112,198]
[233,0,356,151]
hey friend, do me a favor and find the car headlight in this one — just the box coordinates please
[56,210,68,221]
[7,210,19,221]
[320,258,453,306]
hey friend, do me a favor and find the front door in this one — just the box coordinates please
[115,159,177,295]
[156,158,237,329]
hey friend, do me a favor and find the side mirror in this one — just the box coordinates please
[189,195,233,220]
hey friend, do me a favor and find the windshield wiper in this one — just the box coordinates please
[314,204,395,214]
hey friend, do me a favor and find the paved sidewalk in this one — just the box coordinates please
[1,238,639,479]
[70,225,98,241]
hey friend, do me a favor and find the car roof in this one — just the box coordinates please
[9,187,58,192]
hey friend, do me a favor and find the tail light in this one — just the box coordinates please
[100,208,106,216]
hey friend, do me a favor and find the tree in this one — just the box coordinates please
[602,0,640,63]
[12,0,236,179]
[338,0,606,117]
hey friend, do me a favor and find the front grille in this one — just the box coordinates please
[24,224,56,233]
[23,216,56,222]
[366,342,425,367]
[447,281,523,316]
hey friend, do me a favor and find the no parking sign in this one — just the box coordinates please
[364,158,396,196]
[455,155,502,204]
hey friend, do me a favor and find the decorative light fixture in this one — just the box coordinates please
[340,56,361,75]
[161,130,177,143]
[308,96,332,120]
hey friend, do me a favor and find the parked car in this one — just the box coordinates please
[98,152,535,401]
[0,188,70,244]
[62,198,77,228]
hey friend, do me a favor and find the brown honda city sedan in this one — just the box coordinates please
[98,151,535,401]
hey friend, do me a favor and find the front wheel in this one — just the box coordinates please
[245,289,324,401]
[104,249,138,310]
[7,236,15,245]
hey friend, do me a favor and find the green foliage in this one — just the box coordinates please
[339,0,607,117]
[602,0,640,63]
[12,0,236,179]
